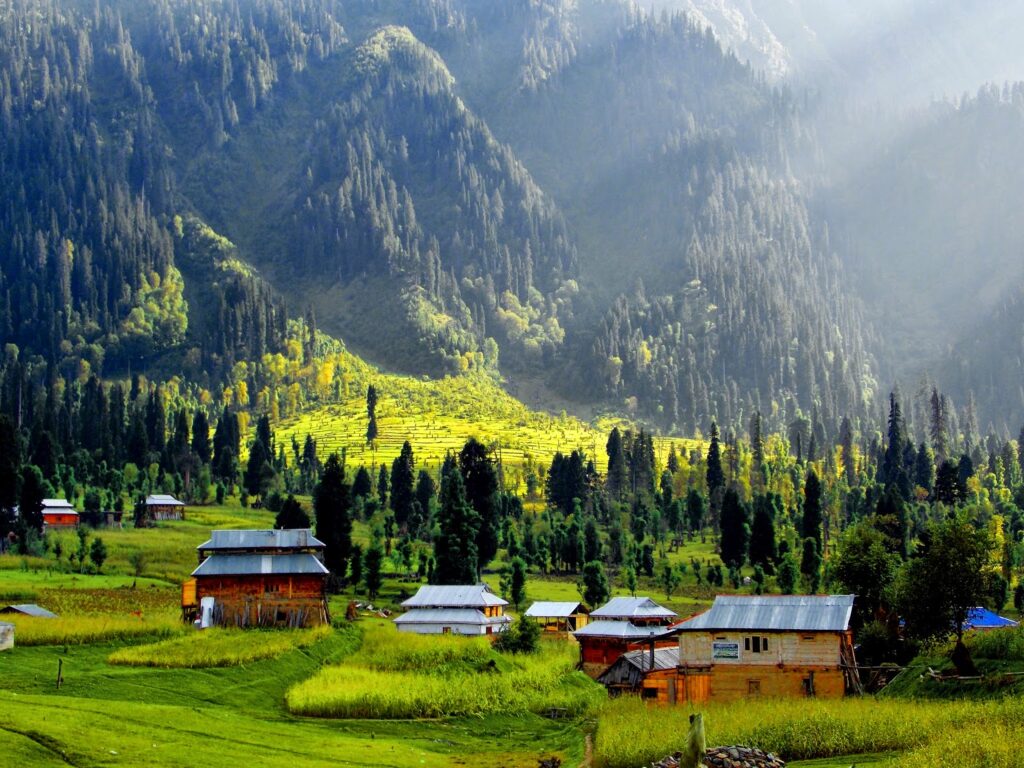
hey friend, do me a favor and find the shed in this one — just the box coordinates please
[524,601,590,633]
[145,494,186,521]
[598,646,682,700]
[0,622,13,651]
[1,604,58,618]
[184,528,330,628]
[41,499,79,529]
[669,594,858,703]
[394,584,511,635]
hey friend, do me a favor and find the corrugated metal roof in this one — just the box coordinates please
[590,596,677,619]
[191,553,329,577]
[393,609,512,625]
[674,595,855,632]
[0,604,58,618]
[197,529,325,551]
[41,499,74,510]
[621,646,680,672]
[402,584,508,608]
[146,494,184,505]
[573,620,666,639]
[524,601,587,618]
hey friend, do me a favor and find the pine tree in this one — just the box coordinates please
[366,385,378,444]
[930,387,948,461]
[706,421,724,493]
[719,488,750,568]
[18,465,47,536]
[580,561,610,607]
[0,415,20,539]
[459,438,500,575]
[433,469,480,584]
[191,410,211,465]
[314,453,352,581]
[377,464,389,507]
[275,495,310,529]
[749,493,779,574]
[390,441,415,529]
[352,466,372,499]
[800,537,822,593]
[365,541,384,600]
[802,469,823,547]
[839,416,857,486]
[749,411,765,481]
[606,427,627,498]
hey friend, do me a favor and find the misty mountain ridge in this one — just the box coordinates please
[2,0,1023,438]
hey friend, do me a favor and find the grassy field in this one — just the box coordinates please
[593,696,1024,768]
[286,620,605,719]
[109,625,332,668]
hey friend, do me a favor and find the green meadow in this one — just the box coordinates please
[1,499,1022,767]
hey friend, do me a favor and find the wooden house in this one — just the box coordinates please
[0,622,13,652]
[573,596,678,672]
[182,529,330,628]
[665,594,858,703]
[41,499,78,528]
[524,601,590,633]
[145,494,186,521]
[394,584,512,635]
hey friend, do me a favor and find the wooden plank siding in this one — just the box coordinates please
[195,574,328,627]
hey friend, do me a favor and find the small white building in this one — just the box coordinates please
[394,584,512,636]
[0,622,13,651]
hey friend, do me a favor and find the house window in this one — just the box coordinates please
[642,687,659,699]
[746,636,769,653]
[442,627,451,634]
[265,582,281,594]
[748,679,761,696]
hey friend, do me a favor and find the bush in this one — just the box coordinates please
[494,615,540,654]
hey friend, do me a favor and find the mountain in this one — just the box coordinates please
[648,0,1024,106]
[8,0,1024,438]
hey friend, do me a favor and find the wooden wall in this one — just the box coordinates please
[680,630,843,667]
[196,574,328,627]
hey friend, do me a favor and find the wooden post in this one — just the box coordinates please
[56,658,63,689]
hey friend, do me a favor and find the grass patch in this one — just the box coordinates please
[108,625,332,668]
[6,613,184,646]
[593,697,1024,768]
[286,620,604,719]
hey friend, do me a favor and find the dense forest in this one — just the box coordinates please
[1,0,1024,442]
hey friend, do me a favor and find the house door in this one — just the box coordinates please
[667,678,677,705]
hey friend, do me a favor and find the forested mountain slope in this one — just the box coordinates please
[6,0,1024,437]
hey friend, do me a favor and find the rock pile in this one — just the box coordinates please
[652,746,786,768]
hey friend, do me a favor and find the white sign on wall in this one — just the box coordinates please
[712,641,740,660]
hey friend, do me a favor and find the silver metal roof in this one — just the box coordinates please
[41,498,74,510]
[197,529,325,551]
[674,595,855,632]
[573,620,666,639]
[524,601,588,618]
[620,646,680,673]
[146,494,184,505]
[191,553,329,577]
[393,609,512,625]
[590,596,677,619]
[402,584,508,608]
[0,604,58,618]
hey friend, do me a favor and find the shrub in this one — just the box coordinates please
[494,616,540,654]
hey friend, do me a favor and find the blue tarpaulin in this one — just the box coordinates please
[963,607,1019,631]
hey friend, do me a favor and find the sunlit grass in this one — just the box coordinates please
[286,620,604,718]
[7,613,183,646]
[109,626,332,668]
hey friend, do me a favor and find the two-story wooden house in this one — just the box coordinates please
[393,584,512,635]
